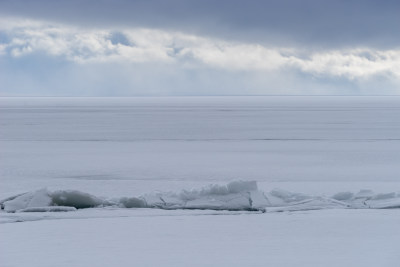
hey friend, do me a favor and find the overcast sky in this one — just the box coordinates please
[1,0,400,96]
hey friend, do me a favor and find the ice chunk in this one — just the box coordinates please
[266,198,348,212]
[3,188,52,212]
[178,180,257,201]
[119,197,147,208]
[51,190,103,209]
[249,191,270,209]
[159,195,185,209]
[199,184,230,196]
[354,189,374,199]
[269,189,310,203]
[185,193,252,211]
[141,193,165,208]
[0,192,27,208]
[332,192,354,201]
[367,198,400,209]
[227,180,257,193]
[371,192,397,200]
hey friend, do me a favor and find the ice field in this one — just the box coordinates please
[1,96,400,266]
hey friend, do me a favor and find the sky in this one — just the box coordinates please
[0,0,400,96]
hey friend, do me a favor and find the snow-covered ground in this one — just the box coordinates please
[1,209,399,267]
[1,96,400,266]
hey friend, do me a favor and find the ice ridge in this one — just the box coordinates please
[1,181,399,213]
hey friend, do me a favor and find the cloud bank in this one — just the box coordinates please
[1,18,400,96]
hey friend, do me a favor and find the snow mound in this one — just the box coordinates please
[1,181,400,213]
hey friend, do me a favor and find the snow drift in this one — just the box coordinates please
[1,181,400,213]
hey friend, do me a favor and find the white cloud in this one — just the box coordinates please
[1,17,400,82]
[0,43,7,55]
[290,49,400,79]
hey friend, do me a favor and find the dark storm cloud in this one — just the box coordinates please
[1,0,400,48]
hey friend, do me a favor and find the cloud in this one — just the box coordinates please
[1,17,400,96]
[292,49,400,79]
[2,18,400,78]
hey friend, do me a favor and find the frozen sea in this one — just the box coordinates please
[1,96,400,266]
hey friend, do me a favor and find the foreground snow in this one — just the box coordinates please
[1,209,399,267]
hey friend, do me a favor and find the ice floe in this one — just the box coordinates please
[1,181,399,213]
